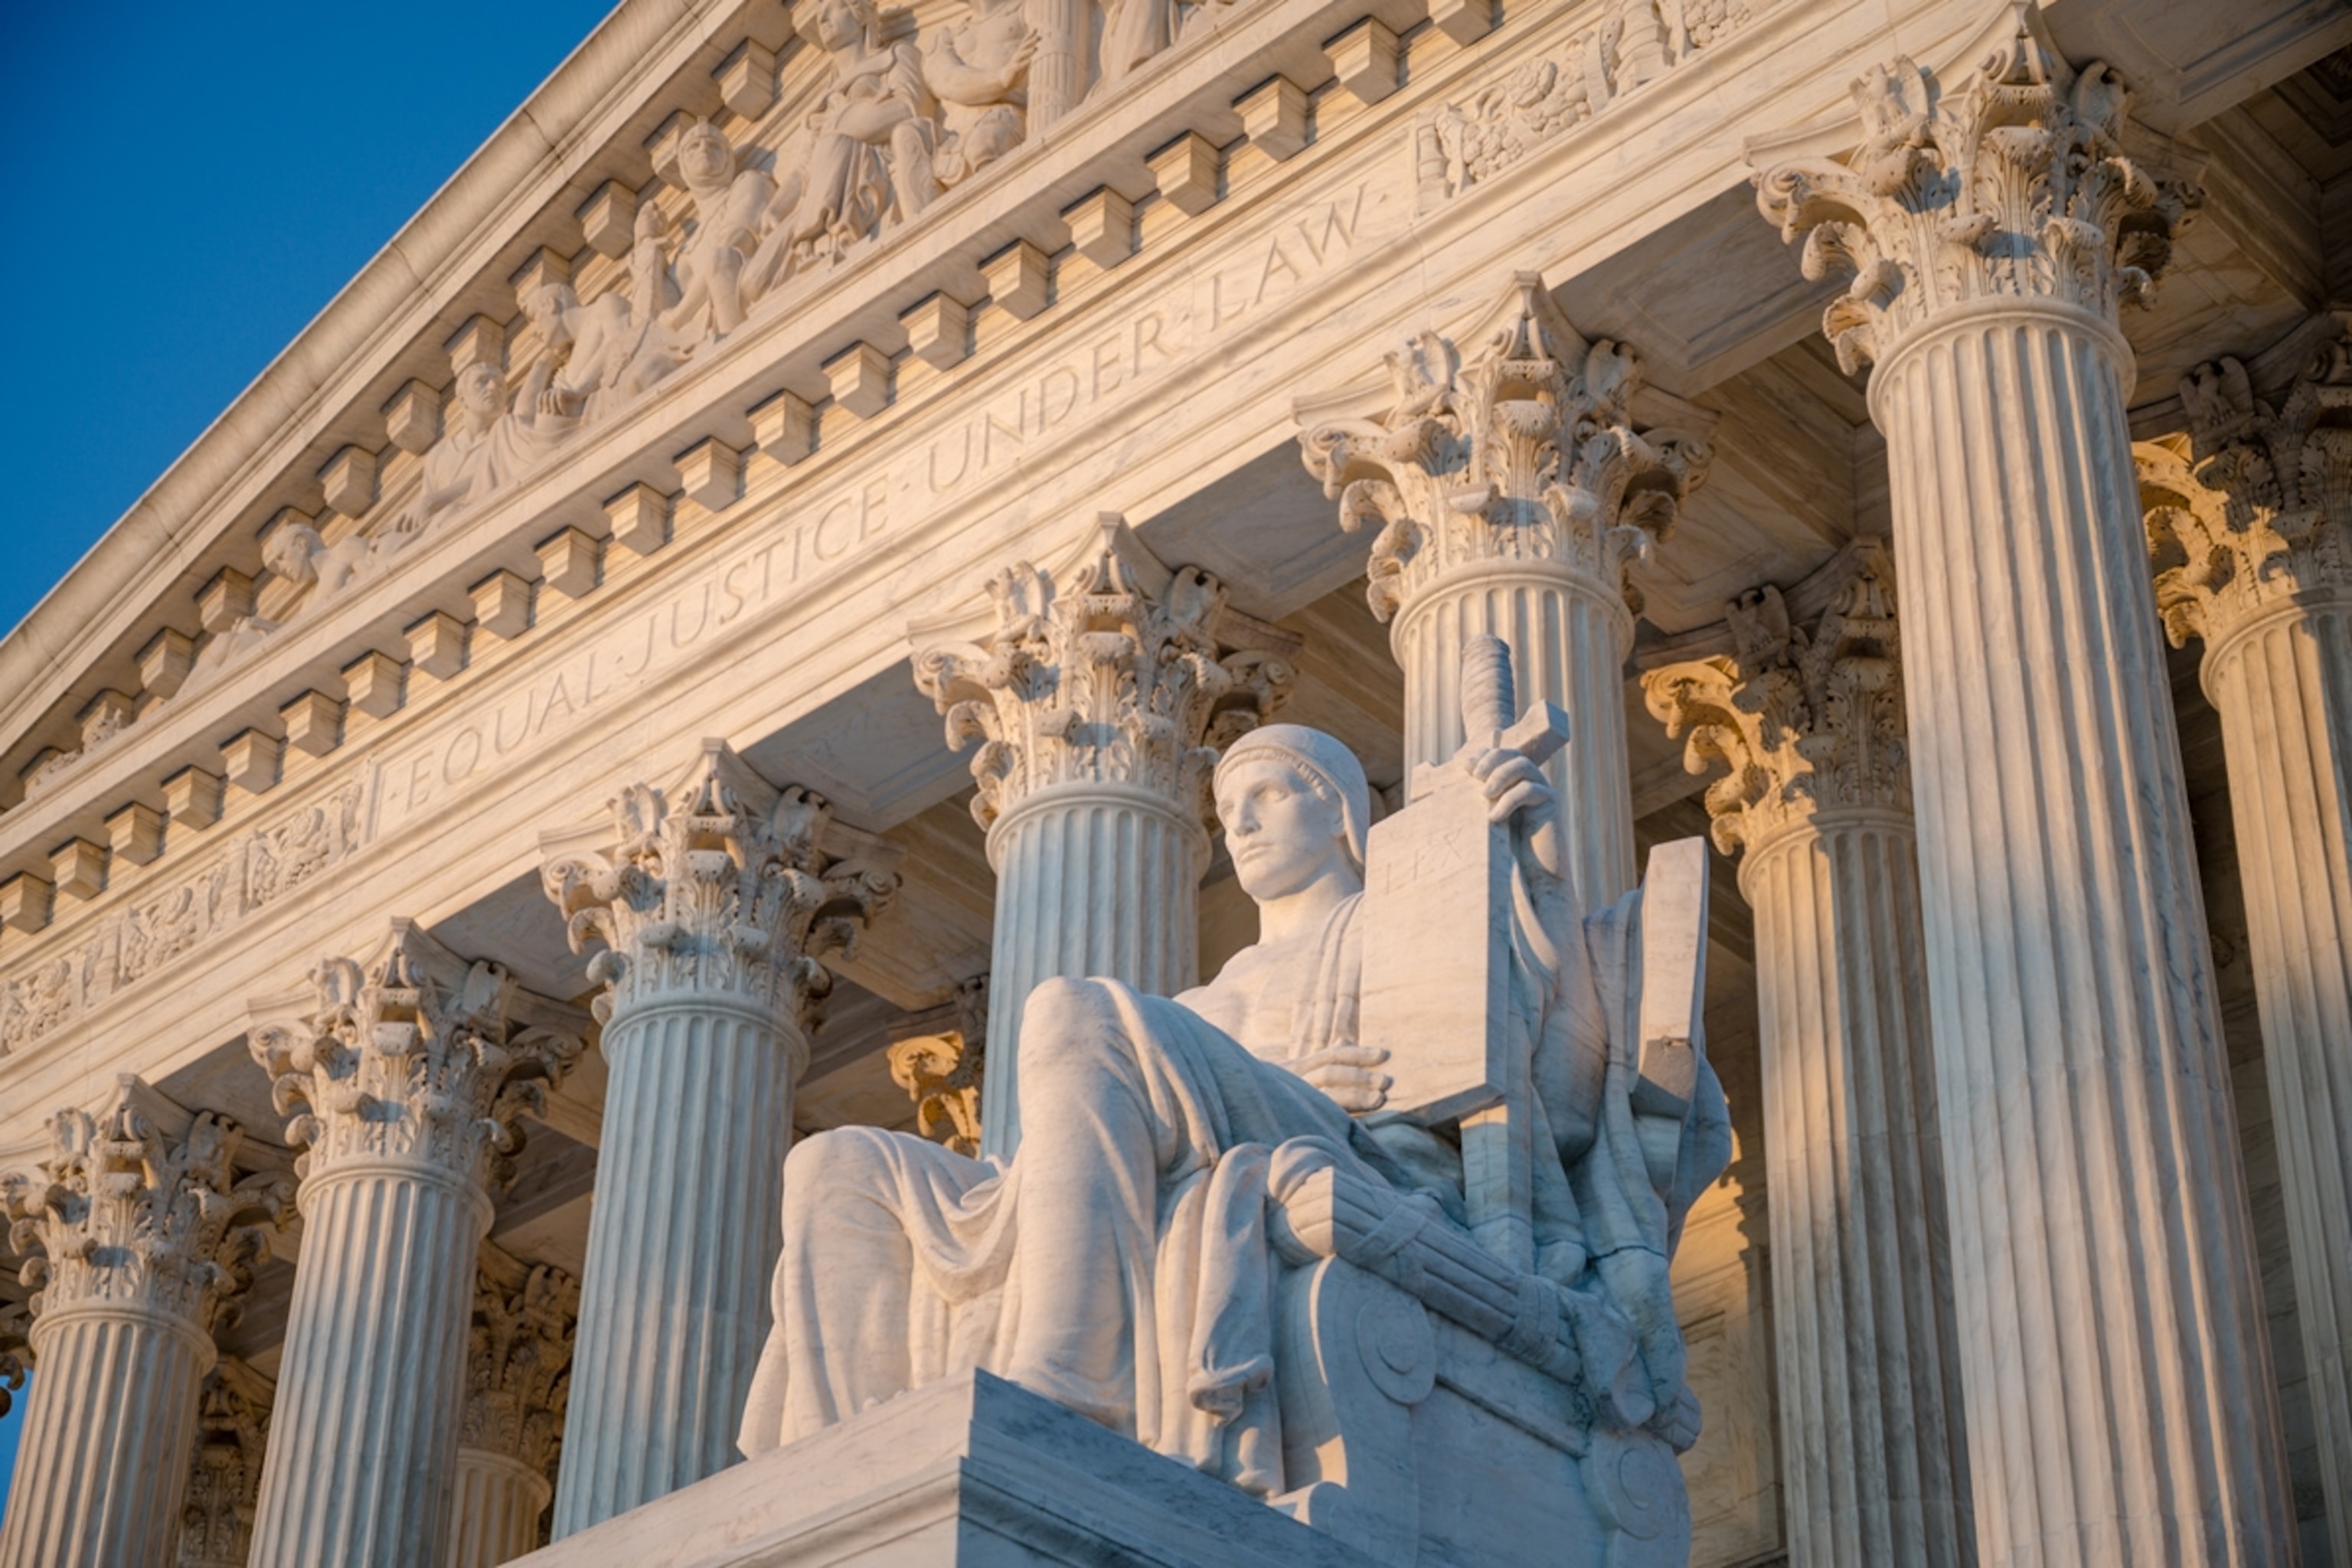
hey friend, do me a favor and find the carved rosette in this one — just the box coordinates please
[248,922,584,1192]
[459,1260,578,1480]
[1754,20,2198,376]
[1299,274,1710,627]
[2,1080,289,1341]
[176,1359,273,1568]
[542,741,898,1033]
[913,524,1294,835]
[1642,544,1909,857]
[2136,337,2352,650]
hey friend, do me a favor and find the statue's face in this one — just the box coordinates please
[456,364,504,420]
[1217,756,1354,903]
[678,126,731,187]
[812,0,864,51]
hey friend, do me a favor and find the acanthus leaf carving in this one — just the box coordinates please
[1642,542,1909,855]
[913,520,1295,833]
[247,920,584,1191]
[176,1358,273,1568]
[1754,14,2198,375]
[460,1253,579,1480]
[887,974,988,1156]
[1300,273,1709,623]
[540,741,899,1034]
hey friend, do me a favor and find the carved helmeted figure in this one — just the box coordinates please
[662,119,776,341]
[740,720,1730,1510]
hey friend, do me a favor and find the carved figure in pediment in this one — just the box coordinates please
[923,0,1038,187]
[394,361,566,540]
[518,281,675,424]
[261,518,400,628]
[662,119,778,342]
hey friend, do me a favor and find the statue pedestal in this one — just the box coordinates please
[510,1370,1374,1567]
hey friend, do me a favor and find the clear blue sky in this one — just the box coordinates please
[0,0,615,1521]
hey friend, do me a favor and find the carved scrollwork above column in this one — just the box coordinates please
[247,921,584,1192]
[1753,15,2199,376]
[1641,543,1909,857]
[1298,273,1710,628]
[461,1254,579,1481]
[913,518,1295,836]
[541,740,898,1034]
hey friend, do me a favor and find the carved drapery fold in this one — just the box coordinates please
[176,1359,273,1568]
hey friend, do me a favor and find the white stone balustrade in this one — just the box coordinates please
[540,742,896,1532]
[1756,24,2298,1555]
[0,1079,289,1568]
[1645,544,1972,1567]
[244,921,583,1568]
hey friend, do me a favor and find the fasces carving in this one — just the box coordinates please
[2137,338,2352,648]
[1299,275,1709,624]
[176,1360,273,1568]
[1754,18,2197,374]
[1642,544,1908,854]
[541,740,898,1030]
[248,920,583,1189]
[461,1259,579,1478]
[2,1080,289,1334]
[887,975,988,1155]
[914,521,1295,832]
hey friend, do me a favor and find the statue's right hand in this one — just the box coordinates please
[1291,1042,1391,1112]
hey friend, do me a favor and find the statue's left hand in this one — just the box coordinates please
[1289,1042,1391,1112]
[1468,746,1568,887]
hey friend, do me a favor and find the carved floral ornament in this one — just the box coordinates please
[1641,542,1909,856]
[461,1256,579,1478]
[1,1077,291,1336]
[2136,328,2352,649]
[1298,274,1710,623]
[887,974,988,1156]
[1753,12,2198,376]
[178,1358,274,1568]
[541,741,899,1034]
[248,922,585,1191]
[914,521,1295,834]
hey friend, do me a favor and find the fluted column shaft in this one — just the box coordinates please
[449,1449,553,1568]
[0,1303,211,1566]
[2202,593,2352,1537]
[250,1165,487,1567]
[1877,301,2292,1558]
[982,782,1207,1152]
[1393,565,1635,903]
[1743,813,1971,1568]
[553,995,794,1533]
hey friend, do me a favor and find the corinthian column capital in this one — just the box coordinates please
[1753,15,2200,374]
[1643,544,1909,858]
[176,1359,273,1568]
[1298,273,1711,625]
[0,1297,24,1417]
[4,1077,289,1341]
[247,921,584,1194]
[913,517,1294,836]
[540,741,898,1032]
[461,1253,577,1480]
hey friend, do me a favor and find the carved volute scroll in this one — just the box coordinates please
[887,975,988,1156]
[176,1359,274,1568]
[1298,273,1711,626]
[1753,15,2200,376]
[460,1254,580,1481]
[1642,543,1909,857]
[2,1078,290,1341]
[2136,328,2352,650]
[247,922,584,1191]
[541,740,900,1034]
[913,518,1295,836]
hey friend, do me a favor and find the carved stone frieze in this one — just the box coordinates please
[541,741,898,1032]
[2136,333,2352,648]
[2,1079,289,1336]
[887,975,988,1156]
[248,921,584,1190]
[1299,274,1710,623]
[1642,543,1909,855]
[914,521,1294,833]
[460,1256,579,1479]
[176,1358,273,1568]
[1753,18,2198,374]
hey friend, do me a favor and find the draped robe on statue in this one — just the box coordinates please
[737,726,1730,1493]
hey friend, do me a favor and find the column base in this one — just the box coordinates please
[511,1371,1369,1567]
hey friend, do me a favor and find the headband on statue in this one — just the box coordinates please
[1213,724,1371,873]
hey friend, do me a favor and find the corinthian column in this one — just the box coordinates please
[448,1254,577,1566]
[916,518,1292,1156]
[541,743,896,1530]
[1645,545,1971,1567]
[0,1079,289,1568]
[2138,346,2352,1541]
[176,1359,274,1568]
[1300,273,1711,903]
[1756,23,2297,1557]
[246,922,584,1568]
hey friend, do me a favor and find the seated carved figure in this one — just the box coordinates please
[740,718,1730,1547]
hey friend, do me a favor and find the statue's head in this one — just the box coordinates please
[454,361,505,423]
[261,520,324,584]
[804,0,874,53]
[1213,725,1370,903]
[520,281,579,328]
[676,118,735,190]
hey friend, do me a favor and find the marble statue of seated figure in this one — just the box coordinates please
[738,721,1729,1496]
